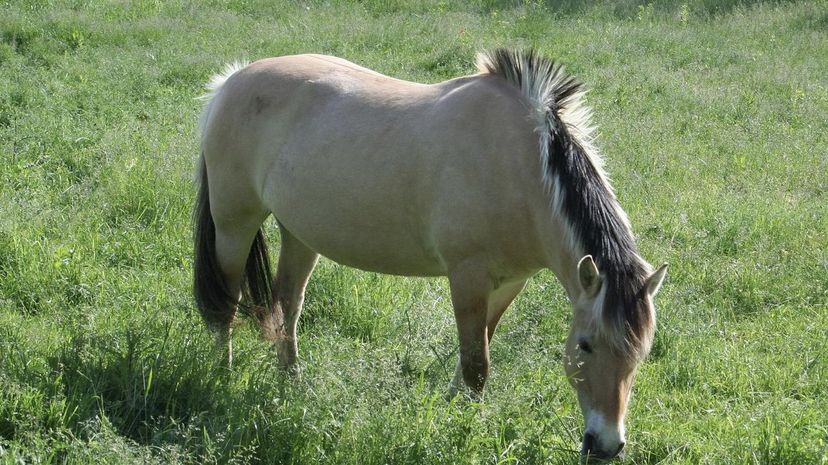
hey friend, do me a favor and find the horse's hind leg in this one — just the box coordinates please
[212,217,267,366]
[259,223,319,371]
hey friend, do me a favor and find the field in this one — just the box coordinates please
[1,0,826,463]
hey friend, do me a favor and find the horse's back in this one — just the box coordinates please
[202,54,547,278]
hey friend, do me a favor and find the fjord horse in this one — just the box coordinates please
[194,49,667,460]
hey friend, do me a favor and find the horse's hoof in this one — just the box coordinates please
[279,361,301,378]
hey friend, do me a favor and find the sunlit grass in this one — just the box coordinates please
[1,0,826,463]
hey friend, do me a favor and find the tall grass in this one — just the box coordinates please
[1,0,826,463]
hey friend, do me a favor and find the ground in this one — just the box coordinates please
[0,1,826,464]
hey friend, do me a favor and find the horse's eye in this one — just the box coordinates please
[578,340,593,354]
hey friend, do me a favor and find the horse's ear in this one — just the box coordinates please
[577,255,603,298]
[645,263,668,297]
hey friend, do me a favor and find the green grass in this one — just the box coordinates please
[1,0,827,463]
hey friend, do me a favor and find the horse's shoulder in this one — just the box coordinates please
[434,74,535,122]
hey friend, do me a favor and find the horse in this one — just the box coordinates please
[193,48,667,460]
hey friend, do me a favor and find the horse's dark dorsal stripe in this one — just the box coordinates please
[477,48,652,357]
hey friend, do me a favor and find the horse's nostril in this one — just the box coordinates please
[582,433,626,459]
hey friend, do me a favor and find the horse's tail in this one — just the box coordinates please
[193,157,232,328]
[193,60,272,329]
[193,155,274,328]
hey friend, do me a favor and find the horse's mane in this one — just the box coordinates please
[476,48,654,359]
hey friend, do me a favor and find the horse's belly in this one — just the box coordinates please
[310,241,446,277]
[266,165,446,276]
[275,209,446,276]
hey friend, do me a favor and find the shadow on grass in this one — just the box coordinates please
[45,320,308,463]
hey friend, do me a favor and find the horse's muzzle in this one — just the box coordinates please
[581,432,625,461]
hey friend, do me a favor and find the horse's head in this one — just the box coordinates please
[564,255,667,460]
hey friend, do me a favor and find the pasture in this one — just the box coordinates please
[1,0,826,463]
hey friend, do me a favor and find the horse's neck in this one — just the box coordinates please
[541,216,585,303]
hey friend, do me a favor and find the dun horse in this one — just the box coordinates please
[194,49,667,460]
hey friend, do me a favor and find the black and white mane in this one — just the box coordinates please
[476,48,654,358]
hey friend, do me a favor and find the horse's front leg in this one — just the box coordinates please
[447,261,494,399]
[258,224,319,372]
[449,278,527,396]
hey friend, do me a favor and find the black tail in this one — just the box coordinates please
[193,156,273,329]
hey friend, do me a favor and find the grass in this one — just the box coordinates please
[1,0,826,463]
